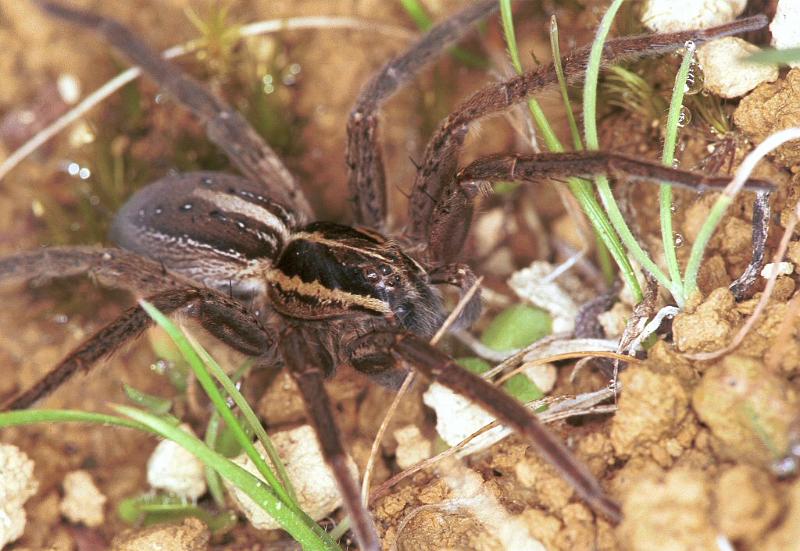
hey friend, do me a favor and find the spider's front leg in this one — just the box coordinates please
[346,0,498,230]
[3,287,274,410]
[405,14,769,258]
[281,329,381,551]
[346,329,622,525]
[426,150,774,263]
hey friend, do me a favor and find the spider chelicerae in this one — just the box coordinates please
[0,2,772,549]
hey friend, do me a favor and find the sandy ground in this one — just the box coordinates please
[2,1,800,550]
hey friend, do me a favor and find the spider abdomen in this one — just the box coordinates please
[110,171,296,295]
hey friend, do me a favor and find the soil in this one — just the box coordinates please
[2,1,800,551]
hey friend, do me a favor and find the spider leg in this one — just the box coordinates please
[345,329,621,524]
[346,0,498,230]
[36,1,312,221]
[428,263,481,330]
[281,329,381,551]
[405,14,769,258]
[0,247,191,295]
[3,287,274,411]
[457,151,775,193]
[426,151,773,263]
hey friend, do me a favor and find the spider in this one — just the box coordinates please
[0,2,772,549]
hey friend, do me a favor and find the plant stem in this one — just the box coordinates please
[683,195,733,298]
[660,42,696,307]
[583,0,670,302]
[500,0,637,294]
[550,15,583,151]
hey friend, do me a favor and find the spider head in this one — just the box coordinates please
[266,222,445,337]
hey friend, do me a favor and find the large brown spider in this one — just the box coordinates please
[0,2,772,548]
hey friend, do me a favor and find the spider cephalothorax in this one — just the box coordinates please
[269,222,445,335]
[0,2,774,549]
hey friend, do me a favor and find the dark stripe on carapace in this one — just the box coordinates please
[276,230,382,300]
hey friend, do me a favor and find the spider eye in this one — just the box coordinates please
[379,264,392,275]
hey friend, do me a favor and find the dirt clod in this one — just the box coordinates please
[714,464,781,544]
[762,478,800,550]
[692,355,798,465]
[111,517,209,551]
[735,68,800,166]
[672,287,739,353]
[610,365,689,461]
[617,468,716,551]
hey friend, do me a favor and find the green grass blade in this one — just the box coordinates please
[138,301,301,515]
[747,47,800,65]
[582,0,671,302]
[399,0,432,30]
[123,383,175,417]
[203,361,252,507]
[549,15,583,151]
[660,42,696,307]
[204,408,227,507]
[184,333,298,502]
[113,405,340,551]
[683,195,734,298]
[499,0,523,74]
[0,409,151,432]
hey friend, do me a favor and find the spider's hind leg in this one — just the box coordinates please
[3,287,274,410]
[0,247,190,295]
[36,1,312,221]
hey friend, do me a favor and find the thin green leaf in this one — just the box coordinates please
[747,47,800,65]
[118,494,237,533]
[183,333,297,502]
[113,405,340,551]
[123,384,175,417]
[660,42,696,307]
[0,409,151,432]
[138,302,299,513]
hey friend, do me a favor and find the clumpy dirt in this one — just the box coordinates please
[3,1,800,551]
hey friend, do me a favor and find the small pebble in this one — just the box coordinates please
[642,0,746,32]
[146,424,207,500]
[771,0,800,69]
[697,38,779,99]
[60,470,106,528]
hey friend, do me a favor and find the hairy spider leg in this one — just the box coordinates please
[282,328,382,551]
[346,0,498,231]
[404,14,769,262]
[0,247,190,296]
[2,287,273,410]
[37,0,312,221]
[346,328,622,522]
